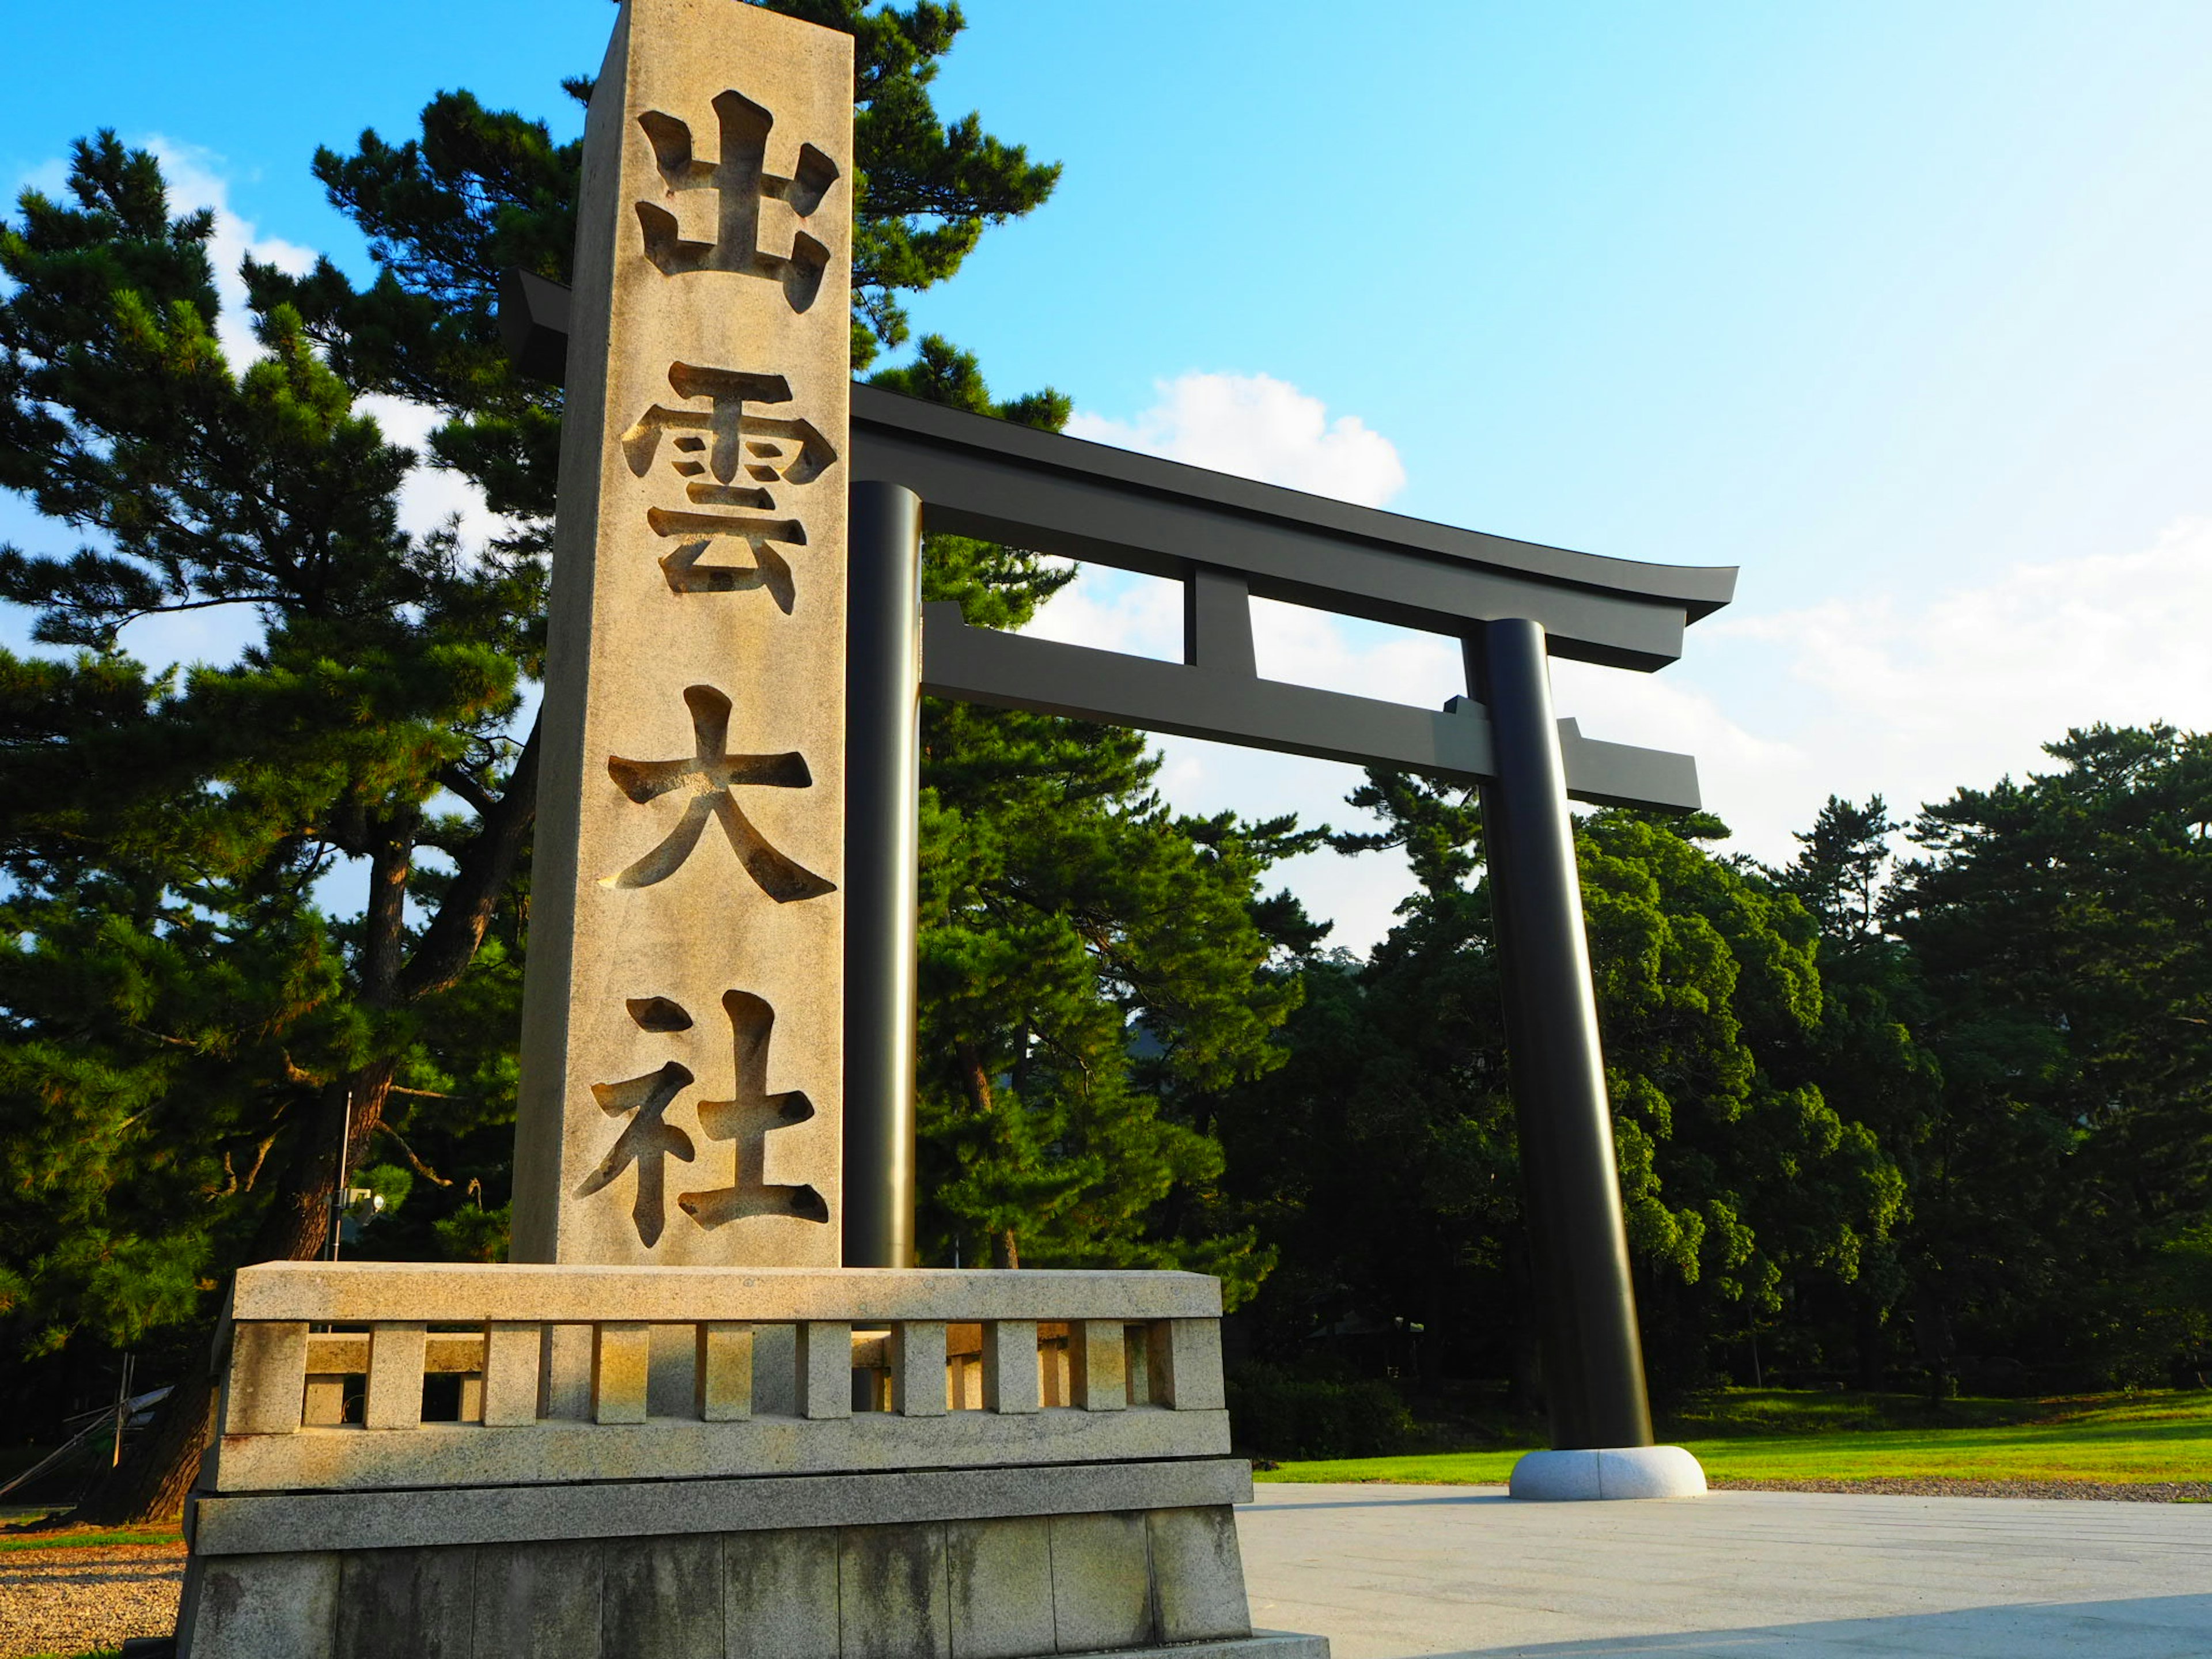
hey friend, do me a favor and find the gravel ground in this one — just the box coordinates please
[0,1541,181,1659]
[1711,1475,2212,1501]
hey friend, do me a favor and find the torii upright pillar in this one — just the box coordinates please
[1476,618,1703,1499]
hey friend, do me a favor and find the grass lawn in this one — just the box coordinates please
[1257,1388,2212,1486]
[0,1525,179,1552]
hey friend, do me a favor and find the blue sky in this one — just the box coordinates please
[6,1,2211,951]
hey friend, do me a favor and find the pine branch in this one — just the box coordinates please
[373,1119,454,1187]
[435,763,498,817]
[397,711,541,999]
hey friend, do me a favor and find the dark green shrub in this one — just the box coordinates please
[1225,1363,1415,1460]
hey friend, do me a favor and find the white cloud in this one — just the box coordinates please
[13,156,69,199]
[1021,562,1183,660]
[355,393,516,548]
[1010,475,2212,952]
[142,137,316,366]
[1661,513,2212,862]
[1067,372,1407,508]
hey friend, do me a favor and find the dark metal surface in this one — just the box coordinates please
[497,270,571,385]
[921,603,1702,811]
[495,277,1736,669]
[842,484,922,1269]
[1475,619,1656,1450]
[851,384,1732,672]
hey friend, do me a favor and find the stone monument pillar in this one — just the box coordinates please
[512,0,853,1270]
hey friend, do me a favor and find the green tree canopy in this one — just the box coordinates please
[1887,724,2212,1388]
[1215,776,1906,1404]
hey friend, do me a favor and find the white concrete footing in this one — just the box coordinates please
[1508,1444,1706,1500]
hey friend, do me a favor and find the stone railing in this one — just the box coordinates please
[206,1263,1229,1495]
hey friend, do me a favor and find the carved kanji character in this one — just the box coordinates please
[604,684,834,901]
[575,998,701,1247]
[634,90,838,309]
[618,363,838,612]
[677,990,828,1229]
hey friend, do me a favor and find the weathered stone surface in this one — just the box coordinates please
[1147,1319,1225,1412]
[178,1524,1312,1659]
[1063,1639,1324,1659]
[943,1516,1055,1659]
[508,0,854,1272]
[1039,1335,1070,1408]
[950,1353,983,1411]
[177,1550,338,1659]
[1049,1511,1153,1652]
[724,1526,839,1659]
[1069,1322,1127,1413]
[891,1320,946,1416]
[227,1263,1222,1324]
[302,1375,349,1427]
[469,1539,603,1658]
[650,1320,703,1417]
[696,1321,753,1420]
[602,1532,723,1657]
[1122,1326,1153,1406]
[752,1321,798,1415]
[1147,1506,1251,1643]
[306,1332,489,1375]
[1593,1444,1706,1499]
[222,1321,306,1436]
[333,1544,472,1658]
[796,1320,852,1419]
[593,1321,652,1423]
[838,1522,949,1659]
[211,1403,1230,1494]
[191,1459,1249,1557]
[362,1324,427,1431]
[480,1323,539,1426]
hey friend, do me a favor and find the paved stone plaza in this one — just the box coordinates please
[1236,1483,2212,1657]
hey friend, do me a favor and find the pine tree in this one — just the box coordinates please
[1888,724,2212,1388]
[1215,774,1907,1404]
[0,130,539,1521]
[1772,794,1900,948]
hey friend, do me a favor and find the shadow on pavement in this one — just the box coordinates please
[1412,1592,2212,1658]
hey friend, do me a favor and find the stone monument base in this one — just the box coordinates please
[174,1263,1329,1658]
[181,1460,1303,1657]
[1508,1444,1706,1501]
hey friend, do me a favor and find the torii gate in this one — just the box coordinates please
[503,267,1736,1468]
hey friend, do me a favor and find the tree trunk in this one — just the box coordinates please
[59,1059,398,1525]
[957,1041,995,1115]
[1854,1296,1887,1392]
[65,1362,214,1527]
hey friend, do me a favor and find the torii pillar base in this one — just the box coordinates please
[1508,1445,1707,1501]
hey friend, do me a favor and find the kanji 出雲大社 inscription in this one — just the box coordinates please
[512,0,852,1268]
